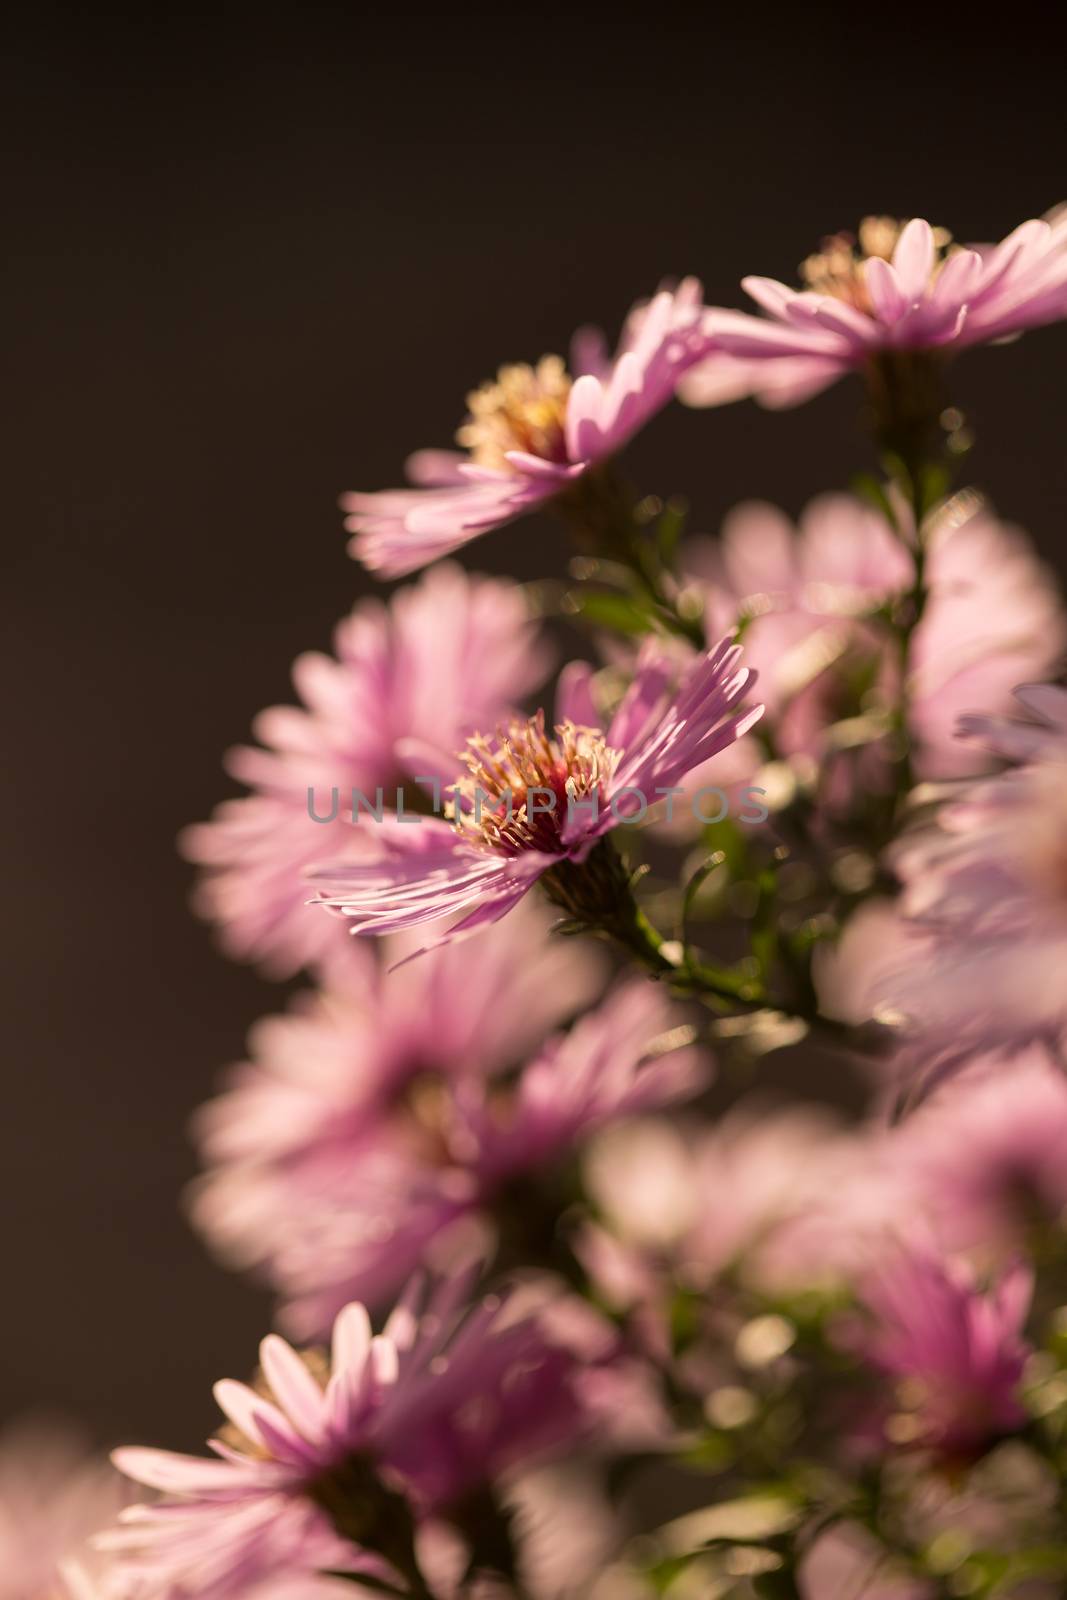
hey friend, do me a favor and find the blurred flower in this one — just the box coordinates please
[181,564,549,981]
[799,1522,933,1599]
[888,685,1067,1057]
[900,1048,1067,1258]
[812,897,920,1028]
[191,900,602,1175]
[109,1274,593,1599]
[580,1102,881,1307]
[0,1419,124,1600]
[683,209,1067,408]
[680,492,1065,815]
[193,974,708,1337]
[310,638,760,950]
[856,1244,1032,1459]
[342,282,711,575]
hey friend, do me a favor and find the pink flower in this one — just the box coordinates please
[0,1421,125,1600]
[682,492,1065,802]
[192,901,603,1172]
[579,1104,880,1319]
[342,282,711,576]
[310,637,760,951]
[800,1524,933,1599]
[189,903,604,1324]
[901,1049,1067,1258]
[193,975,707,1337]
[856,1244,1032,1459]
[888,685,1067,1057]
[108,1274,593,1599]
[683,209,1067,409]
[181,564,550,981]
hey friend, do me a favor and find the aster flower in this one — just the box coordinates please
[108,1274,593,1600]
[887,684,1067,1058]
[683,208,1067,409]
[799,1523,934,1599]
[194,976,707,1337]
[681,492,1065,803]
[310,636,761,951]
[578,1103,869,1331]
[901,1048,1067,1259]
[0,1419,125,1600]
[342,281,711,576]
[856,1244,1032,1460]
[181,563,550,981]
[191,900,603,1171]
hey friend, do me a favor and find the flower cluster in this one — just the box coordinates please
[21,208,1067,1599]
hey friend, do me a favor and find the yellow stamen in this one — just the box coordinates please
[798,216,954,311]
[451,711,618,855]
[456,356,571,471]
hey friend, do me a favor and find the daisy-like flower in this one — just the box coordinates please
[855,1244,1032,1460]
[887,685,1067,1058]
[108,1274,593,1599]
[900,1048,1067,1259]
[193,976,708,1337]
[310,637,761,952]
[342,281,711,576]
[799,1524,934,1600]
[682,492,1065,801]
[0,1421,125,1600]
[181,563,550,982]
[683,209,1067,409]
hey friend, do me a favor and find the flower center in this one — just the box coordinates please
[456,356,571,471]
[451,711,617,855]
[799,216,953,311]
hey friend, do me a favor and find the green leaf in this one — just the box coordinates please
[656,496,689,572]
[850,471,898,531]
[679,851,727,942]
[567,589,657,635]
[659,1490,803,1552]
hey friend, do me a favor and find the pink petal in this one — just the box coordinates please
[891,218,936,302]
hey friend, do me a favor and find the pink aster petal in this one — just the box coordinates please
[258,1336,329,1446]
[345,280,712,574]
[686,207,1067,408]
[184,565,549,981]
[891,217,936,301]
[864,254,908,323]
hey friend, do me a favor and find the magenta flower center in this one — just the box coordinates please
[456,355,572,471]
[453,712,618,855]
[799,216,953,310]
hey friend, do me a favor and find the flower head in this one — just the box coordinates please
[310,637,760,950]
[683,209,1067,409]
[189,903,605,1325]
[679,492,1064,817]
[193,972,707,1336]
[856,1244,1032,1460]
[0,1421,124,1600]
[108,1274,592,1599]
[887,685,1067,1058]
[181,564,549,981]
[342,281,711,576]
[901,1049,1067,1258]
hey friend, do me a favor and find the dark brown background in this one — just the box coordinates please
[4,10,1067,1451]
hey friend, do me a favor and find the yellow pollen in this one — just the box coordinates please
[451,710,618,855]
[798,216,954,311]
[456,355,572,471]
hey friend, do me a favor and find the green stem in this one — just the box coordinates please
[557,466,706,648]
[865,350,959,828]
[545,841,889,1058]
